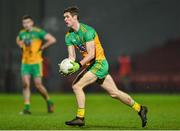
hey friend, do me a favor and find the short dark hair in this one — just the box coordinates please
[63,6,79,19]
[22,14,33,21]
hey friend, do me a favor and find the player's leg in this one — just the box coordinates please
[20,63,32,114]
[21,74,31,114]
[72,70,97,109]
[66,59,108,126]
[100,74,148,127]
[33,63,54,113]
[65,69,98,126]
[33,77,54,113]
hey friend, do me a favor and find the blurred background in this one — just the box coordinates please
[0,0,180,93]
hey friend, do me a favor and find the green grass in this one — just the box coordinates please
[0,93,180,130]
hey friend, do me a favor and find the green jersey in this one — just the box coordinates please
[65,23,106,61]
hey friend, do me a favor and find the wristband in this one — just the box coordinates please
[78,62,82,67]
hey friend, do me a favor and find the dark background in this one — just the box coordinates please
[0,0,180,93]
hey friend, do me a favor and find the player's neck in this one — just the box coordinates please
[26,27,33,32]
[72,22,80,32]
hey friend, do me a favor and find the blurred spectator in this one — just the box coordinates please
[42,56,52,89]
[118,54,132,91]
[43,56,50,79]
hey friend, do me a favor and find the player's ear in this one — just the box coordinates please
[31,19,35,26]
[73,15,78,20]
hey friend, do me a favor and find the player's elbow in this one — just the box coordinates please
[89,52,95,60]
[51,37,56,44]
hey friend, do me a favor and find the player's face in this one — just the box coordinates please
[64,12,77,28]
[22,18,34,30]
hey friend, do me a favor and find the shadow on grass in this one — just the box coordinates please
[18,111,56,117]
[66,124,139,130]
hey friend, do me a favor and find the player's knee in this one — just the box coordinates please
[23,82,30,89]
[72,84,78,90]
[72,84,82,92]
[34,82,42,89]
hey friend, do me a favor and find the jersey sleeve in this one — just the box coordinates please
[17,31,23,40]
[65,34,73,46]
[39,29,48,39]
[84,29,95,42]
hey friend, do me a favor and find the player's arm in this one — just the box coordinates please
[68,41,95,74]
[68,30,95,74]
[79,40,95,66]
[16,36,24,48]
[68,45,76,61]
[41,33,56,50]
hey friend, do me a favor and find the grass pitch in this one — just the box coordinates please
[0,93,180,130]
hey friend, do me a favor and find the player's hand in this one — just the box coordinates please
[68,61,81,74]
[24,38,31,46]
